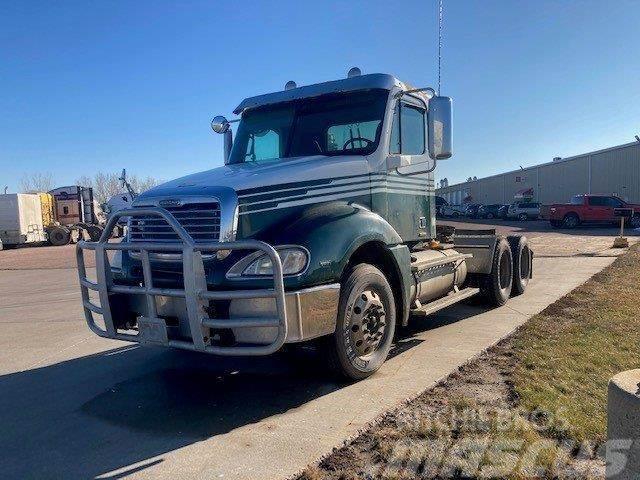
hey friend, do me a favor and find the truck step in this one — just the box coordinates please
[410,287,480,317]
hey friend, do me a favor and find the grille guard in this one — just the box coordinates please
[76,207,288,356]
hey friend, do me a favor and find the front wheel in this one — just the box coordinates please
[323,264,396,381]
[563,213,580,229]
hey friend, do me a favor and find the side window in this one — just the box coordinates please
[244,129,280,162]
[327,120,381,152]
[606,197,624,208]
[390,102,425,155]
[588,197,607,207]
[63,206,69,215]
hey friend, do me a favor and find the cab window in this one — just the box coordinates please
[605,197,624,208]
[390,102,425,155]
[327,121,380,152]
[588,197,608,207]
[243,129,281,162]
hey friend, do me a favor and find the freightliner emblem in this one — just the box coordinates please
[159,199,183,208]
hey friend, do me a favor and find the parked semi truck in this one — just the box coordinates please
[46,186,104,245]
[77,71,533,379]
[0,186,104,248]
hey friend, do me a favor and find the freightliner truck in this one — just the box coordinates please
[77,71,533,380]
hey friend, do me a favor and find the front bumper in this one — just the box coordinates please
[76,207,339,356]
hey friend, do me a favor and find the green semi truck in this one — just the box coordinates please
[77,70,532,379]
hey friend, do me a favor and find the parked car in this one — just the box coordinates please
[464,203,482,218]
[441,204,467,218]
[497,205,510,219]
[507,202,541,220]
[541,194,640,228]
[434,195,449,217]
[478,204,503,219]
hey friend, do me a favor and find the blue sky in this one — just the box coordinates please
[1,0,639,192]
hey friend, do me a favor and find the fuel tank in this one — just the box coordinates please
[410,248,468,304]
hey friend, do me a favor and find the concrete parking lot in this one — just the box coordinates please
[0,221,635,479]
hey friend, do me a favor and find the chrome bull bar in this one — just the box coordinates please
[76,207,287,356]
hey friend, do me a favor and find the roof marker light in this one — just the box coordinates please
[347,67,361,78]
[284,80,297,90]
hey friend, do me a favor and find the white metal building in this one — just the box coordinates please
[436,141,640,205]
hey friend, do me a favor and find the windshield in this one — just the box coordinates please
[228,89,389,164]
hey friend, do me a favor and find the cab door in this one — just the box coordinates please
[586,196,611,222]
[381,97,434,241]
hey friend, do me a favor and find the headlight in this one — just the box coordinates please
[226,246,309,278]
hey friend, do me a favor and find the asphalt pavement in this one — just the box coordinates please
[0,223,631,479]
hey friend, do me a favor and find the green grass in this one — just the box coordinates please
[298,245,640,479]
[512,243,640,444]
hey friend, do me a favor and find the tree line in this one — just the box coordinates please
[19,171,160,204]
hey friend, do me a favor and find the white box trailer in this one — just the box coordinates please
[0,194,47,247]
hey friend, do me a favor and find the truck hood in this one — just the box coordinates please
[136,154,367,200]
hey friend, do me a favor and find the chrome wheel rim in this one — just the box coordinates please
[349,290,387,357]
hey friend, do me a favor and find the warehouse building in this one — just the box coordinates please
[437,141,640,206]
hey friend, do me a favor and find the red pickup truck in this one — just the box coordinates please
[541,194,640,229]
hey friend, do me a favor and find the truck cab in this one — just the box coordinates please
[77,71,533,380]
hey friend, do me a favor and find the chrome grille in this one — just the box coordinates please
[129,202,221,243]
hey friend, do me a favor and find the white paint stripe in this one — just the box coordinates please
[239,187,434,215]
[238,176,370,199]
[238,175,432,199]
[239,180,430,208]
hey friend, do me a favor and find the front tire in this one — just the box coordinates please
[480,238,513,307]
[324,264,396,381]
[563,213,580,229]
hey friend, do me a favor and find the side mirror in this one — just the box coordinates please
[211,115,234,164]
[211,115,230,134]
[428,96,453,160]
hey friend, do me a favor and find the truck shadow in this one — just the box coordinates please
[0,300,483,479]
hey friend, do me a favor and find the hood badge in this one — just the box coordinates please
[159,199,183,208]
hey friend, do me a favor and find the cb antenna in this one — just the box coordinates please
[438,0,443,94]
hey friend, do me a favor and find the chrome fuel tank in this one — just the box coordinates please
[410,249,468,304]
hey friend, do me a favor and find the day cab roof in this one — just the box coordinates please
[233,73,414,115]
